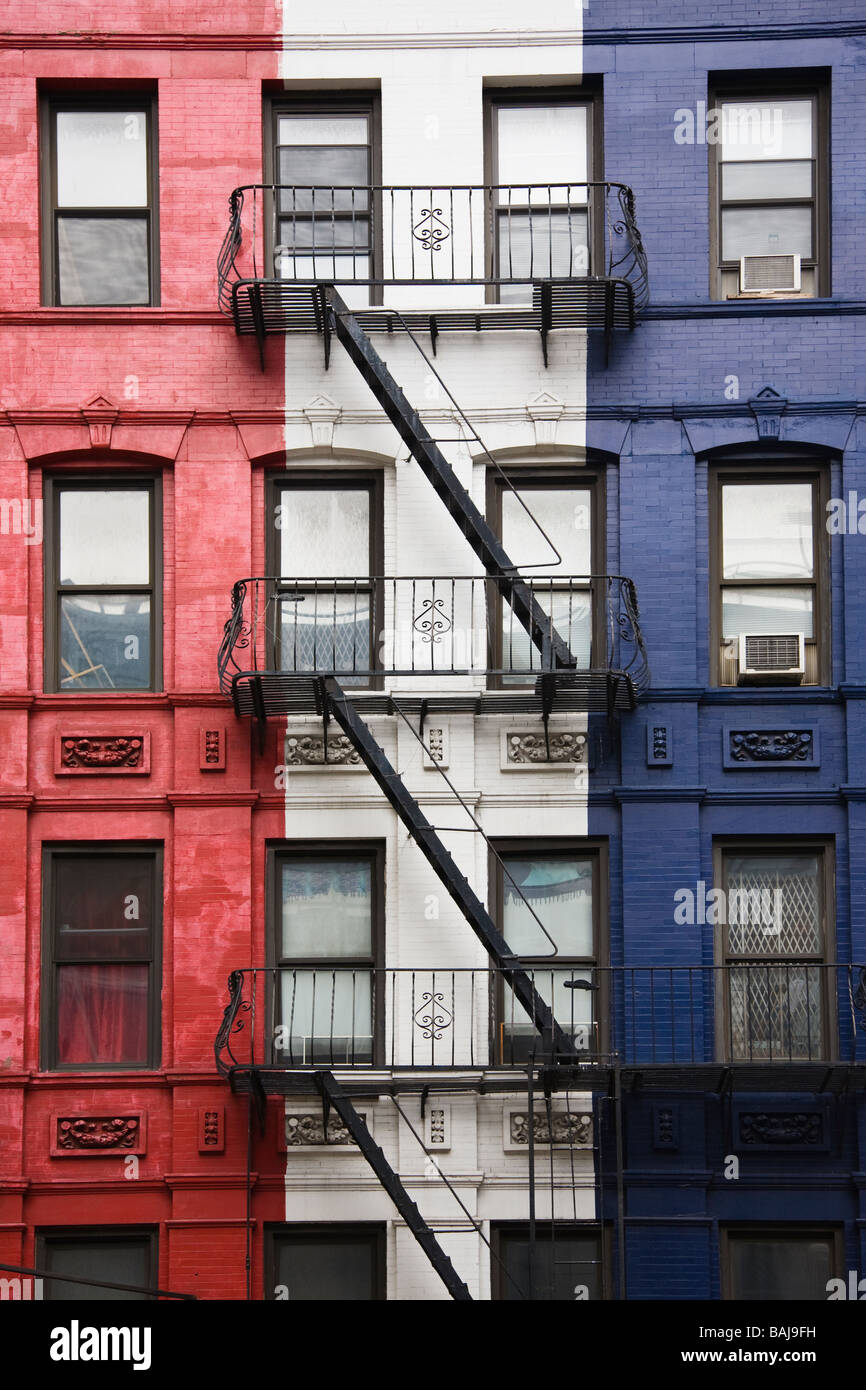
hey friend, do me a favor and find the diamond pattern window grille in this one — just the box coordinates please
[725,855,821,957]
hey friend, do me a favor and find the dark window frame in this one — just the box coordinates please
[708,458,830,687]
[491,1222,610,1300]
[265,1223,386,1300]
[268,842,386,1068]
[483,86,603,300]
[40,844,163,1072]
[708,74,830,300]
[490,838,608,1064]
[266,469,384,688]
[35,1228,159,1301]
[713,836,836,1063]
[40,91,160,307]
[720,1225,843,1301]
[264,93,382,301]
[486,463,605,688]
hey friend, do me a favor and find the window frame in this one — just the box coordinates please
[720,1225,843,1301]
[40,844,163,1073]
[491,1222,610,1301]
[265,1223,386,1301]
[708,76,830,300]
[35,1228,159,1301]
[264,93,382,302]
[40,92,160,308]
[265,470,383,688]
[486,463,605,689]
[490,838,608,1064]
[713,837,836,1064]
[483,86,603,301]
[708,459,830,688]
[43,474,163,694]
[268,842,386,1068]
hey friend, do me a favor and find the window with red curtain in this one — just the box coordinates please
[44,849,160,1069]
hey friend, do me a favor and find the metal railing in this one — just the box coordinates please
[217,182,649,308]
[217,574,649,695]
[215,964,866,1075]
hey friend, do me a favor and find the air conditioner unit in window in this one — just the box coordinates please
[737,633,805,685]
[739,253,801,294]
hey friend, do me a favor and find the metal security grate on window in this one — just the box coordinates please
[727,864,821,958]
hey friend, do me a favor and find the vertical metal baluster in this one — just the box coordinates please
[411,971,416,1067]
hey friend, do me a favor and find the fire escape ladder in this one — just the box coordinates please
[314,1070,473,1301]
[321,676,578,1060]
[325,288,577,673]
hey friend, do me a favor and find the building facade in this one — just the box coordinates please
[0,0,864,1301]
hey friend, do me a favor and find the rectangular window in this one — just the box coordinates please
[268,1226,385,1300]
[492,1224,605,1300]
[42,848,161,1071]
[268,98,378,304]
[717,846,832,1062]
[45,478,160,692]
[710,81,828,299]
[486,91,596,303]
[36,1230,157,1300]
[722,1229,839,1300]
[42,96,158,306]
[272,846,383,1066]
[492,843,602,1064]
[487,469,598,685]
[711,467,827,686]
[268,474,381,687]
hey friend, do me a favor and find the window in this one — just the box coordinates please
[36,1231,157,1300]
[42,96,158,306]
[710,81,828,299]
[487,468,598,685]
[711,466,828,686]
[268,1226,385,1300]
[716,845,832,1062]
[492,1225,605,1300]
[268,98,378,304]
[268,473,382,687]
[485,90,596,302]
[44,478,160,692]
[722,1229,839,1300]
[42,848,161,1071]
[272,847,383,1066]
[492,843,603,1063]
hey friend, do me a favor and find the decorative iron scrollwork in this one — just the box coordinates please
[413,597,452,644]
[412,207,450,251]
[413,991,453,1040]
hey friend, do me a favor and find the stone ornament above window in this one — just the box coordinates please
[723,727,819,769]
[280,1110,369,1151]
[55,733,150,776]
[51,1113,146,1157]
[501,728,588,770]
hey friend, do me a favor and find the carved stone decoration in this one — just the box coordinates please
[424,1103,451,1151]
[284,734,361,766]
[282,1112,366,1148]
[653,1105,678,1149]
[200,726,226,771]
[730,730,813,762]
[198,1107,225,1153]
[510,1112,592,1147]
[422,726,449,769]
[748,385,787,441]
[52,1115,144,1156]
[302,393,341,448]
[81,393,119,449]
[526,390,565,446]
[55,734,150,776]
[506,731,587,765]
[739,1112,822,1146]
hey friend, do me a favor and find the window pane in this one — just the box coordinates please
[722,483,813,579]
[278,148,369,213]
[44,1238,152,1301]
[721,160,812,201]
[57,215,149,305]
[501,968,595,1062]
[498,1229,602,1301]
[725,854,821,957]
[277,488,370,577]
[721,206,812,260]
[502,588,592,678]
[719,100,813,161]
[56,963,149,1065]
[502,855,594,956]
[60,490,150,586]
[729,965,823,1060]
[496,106,588,191]
[278,217,371,250]
[278,970,373,1064]
[54,856,153,960]
[275,1234,379,1300]
[278,116,369,146]
[60,594,151,689]
[497,209,589,284]
[56,110,148,207]
[502,488,591,571]
[728,1237,832,1300]
[280,859,372,958]
[278,590,371,678]
[277,252,370,283]
[721,586,813,639]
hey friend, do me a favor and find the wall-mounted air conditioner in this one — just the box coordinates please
[739,253,801,294]
[737,633,805,685]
